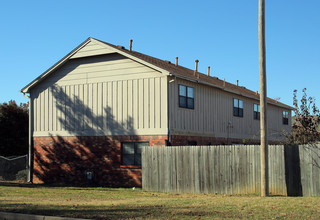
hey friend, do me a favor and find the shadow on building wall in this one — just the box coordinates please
[33,86,141,187]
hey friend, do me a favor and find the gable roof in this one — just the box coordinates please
[21,37,293,110]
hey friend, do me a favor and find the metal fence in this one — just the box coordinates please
[142,144,320,196]
[0,155,27,181]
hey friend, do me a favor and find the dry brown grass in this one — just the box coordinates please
[0,181,320,219]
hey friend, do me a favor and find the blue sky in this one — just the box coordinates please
[1,0,319,109]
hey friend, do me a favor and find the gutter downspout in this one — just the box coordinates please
[23,92,32,183]
[167,74,176,145]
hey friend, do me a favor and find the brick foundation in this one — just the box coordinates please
[170,135,258,146]
[32,134,275,187]
[33,135,167,187]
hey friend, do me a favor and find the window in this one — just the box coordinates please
[233,98,243,117]
[254,104,260,120]
[283,111,289,125]
[121,142,149,166]
[179,85,194,109]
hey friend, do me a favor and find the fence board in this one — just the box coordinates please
[142,144,320,196]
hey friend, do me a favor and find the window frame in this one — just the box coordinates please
[282,111,289,125]
[121,142,149,167]
[179,84,194,109]
[233,98,244,117]
[253,103,260,120]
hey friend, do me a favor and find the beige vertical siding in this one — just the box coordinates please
[31,53,168,137]
[169,77,291,142]
[70,40,115,59]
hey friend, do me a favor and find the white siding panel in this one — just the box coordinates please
[102,82,107,130]
[133,79,139,129]
[97,83,103,130]
[123,80,128,130]
[107,82,113,130]
[160,77,167,129]
[112,81,118,126]
[118,81,123,127]
[32,76,167,136]
[150,78,155,129]
[155,77,161,130]
[138,79,144,130]
[38,90,45,131]
[127,80,133,130]
[49,87,53,131]
[70,41,115,59]
[169,78,291,142]
[83,84,88,131]
[52,87,57,131]
[41,55,162,87]
[30,53,168,137]
[144,79,149,129]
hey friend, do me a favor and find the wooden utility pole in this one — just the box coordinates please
[259,0,269,196]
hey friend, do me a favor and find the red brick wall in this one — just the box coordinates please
[33,135,167,187]
[170,135,280,146]
[170,135,252,146]
[33,134,273,187]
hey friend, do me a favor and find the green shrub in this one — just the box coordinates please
[16,169,27,181]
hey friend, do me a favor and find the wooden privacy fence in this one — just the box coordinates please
[142,145,320,196]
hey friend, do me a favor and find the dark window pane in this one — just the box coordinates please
[239,108,243,117]
[179,96,187,108]
[282,111,289,125]
[233,107,238,116]
[123,143,134,154]
[187,87,194,98]
[179,85,194,109]
[179,85,186,96]
[135,154,141,166]
[122,154,134,165]
[253,104,260,119]
[187,98,194,109]
[122,142,149,166]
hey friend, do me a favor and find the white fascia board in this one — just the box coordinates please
[20,38,93,93]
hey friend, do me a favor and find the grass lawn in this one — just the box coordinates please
[0,181,320,219]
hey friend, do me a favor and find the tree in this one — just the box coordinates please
[0,100,28,156]
[290,88,320,144]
